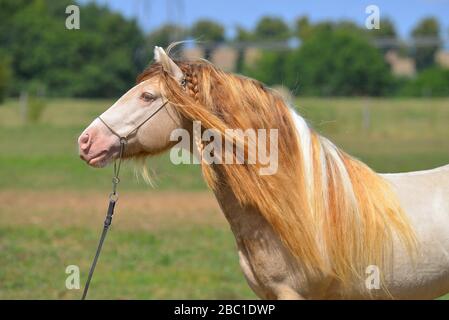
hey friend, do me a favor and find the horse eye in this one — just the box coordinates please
[140,92,154,102]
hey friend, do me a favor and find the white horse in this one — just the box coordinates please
[78,46,449,299]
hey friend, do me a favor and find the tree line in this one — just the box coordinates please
[1,0,449,102]
[0,0,145,100]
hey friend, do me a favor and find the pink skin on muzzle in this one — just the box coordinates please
[78,122,121,168]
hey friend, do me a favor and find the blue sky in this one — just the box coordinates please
[85,0,449,39]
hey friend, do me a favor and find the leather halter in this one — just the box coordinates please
[97,99,169,143]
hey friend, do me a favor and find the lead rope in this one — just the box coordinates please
[80,92,180,299]
[81,138,126,300]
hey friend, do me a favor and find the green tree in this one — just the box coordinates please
[295,18,365,42]
[0,0,145,97]
[247,22,390,96]
[368,18,398,54]
[234,26,254,73]
[411,17,441,70]
[295,16,313,41]
[235,26,254,42]
[400,67,449,96]
[190,19,225,42]
[0,56,12,103]
[147,24,186,49]
[254,16,290,41]
[371,18,397,38]
[243,51,289,87]
[285,28,392,96]
[190,19,225,59]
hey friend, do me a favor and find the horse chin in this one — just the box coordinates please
[87,148,119,168]
[88,153,111,168]
[88,157,109,168]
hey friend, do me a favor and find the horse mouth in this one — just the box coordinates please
[85,150,112,168]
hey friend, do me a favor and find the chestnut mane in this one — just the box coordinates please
[137,57,417,290]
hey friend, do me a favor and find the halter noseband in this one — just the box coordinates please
[97,99,169,144]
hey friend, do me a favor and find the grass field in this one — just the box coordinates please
[1,97,449,299]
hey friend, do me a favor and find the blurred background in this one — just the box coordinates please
[0,0,449,299]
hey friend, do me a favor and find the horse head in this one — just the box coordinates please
[78,46,185,167]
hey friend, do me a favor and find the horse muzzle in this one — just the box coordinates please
[78,122,120,168]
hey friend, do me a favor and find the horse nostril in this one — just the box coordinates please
[79,133,91,151]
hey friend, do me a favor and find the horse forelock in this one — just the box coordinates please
[137,55,417,293]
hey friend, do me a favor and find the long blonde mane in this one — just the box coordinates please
[137,58,417,291]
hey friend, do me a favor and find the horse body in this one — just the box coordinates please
[214,149,449,299]
[78,46,449,299]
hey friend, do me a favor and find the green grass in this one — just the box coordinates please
[299,97,449,172]
[0,97,448,299]
[0,224,253,299]
[1,98,449,191]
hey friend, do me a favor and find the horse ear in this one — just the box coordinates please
[154,46,184,83]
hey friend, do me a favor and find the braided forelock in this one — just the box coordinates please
[180,64,199,103]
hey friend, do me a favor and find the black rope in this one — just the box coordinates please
[81,140,125,300]
[81,199,116,300]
